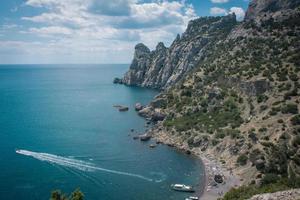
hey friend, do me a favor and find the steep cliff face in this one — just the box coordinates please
[122,14,237,89]
[245,0,300,21]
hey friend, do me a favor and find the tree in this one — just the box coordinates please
[50,190,68,200]
[69,188,84,200]
[50,188,84,200]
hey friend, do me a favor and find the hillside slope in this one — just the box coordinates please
[118,0,300,196]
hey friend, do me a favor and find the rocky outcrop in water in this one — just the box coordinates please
[120,14,237,89]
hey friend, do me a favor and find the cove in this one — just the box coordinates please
[0,64,204,200]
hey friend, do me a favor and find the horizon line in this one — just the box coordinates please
[0,63,131,65]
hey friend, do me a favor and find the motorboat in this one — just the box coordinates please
[185,197,199,200]
[171,184,195,192]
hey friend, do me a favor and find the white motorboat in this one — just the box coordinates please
[171,184,195,192]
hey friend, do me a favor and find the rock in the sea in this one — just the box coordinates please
[133,136,139,140]
[140,134,151,141]
[185,150,191,155]
[119,106,129,112]
[135,102,144,111]
[113,77,123,84]
[113,105,129,112]
[138,107,153,118]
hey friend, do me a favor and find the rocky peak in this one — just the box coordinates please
[134,43,150,58]
[155,42,166,52]
[119,14,237,89]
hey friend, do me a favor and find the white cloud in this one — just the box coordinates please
[211,0,229,3]
[229,7,245,21]
[28,26,74,36]
[90,0,137,16]
[210,7,227,15]
[2,0,197,63]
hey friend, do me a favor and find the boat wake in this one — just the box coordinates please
[16,149,164,182]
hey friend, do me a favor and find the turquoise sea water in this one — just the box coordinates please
[0,64,204,200]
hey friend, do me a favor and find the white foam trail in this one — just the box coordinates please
[16,149,155,182]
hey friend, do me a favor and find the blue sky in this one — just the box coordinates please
[0,0,250,64]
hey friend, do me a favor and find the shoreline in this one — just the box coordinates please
[149,127,242,200]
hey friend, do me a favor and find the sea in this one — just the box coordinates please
[0,64,204,200]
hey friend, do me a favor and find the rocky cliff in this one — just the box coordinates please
[121,14,237,89]
[245,0,300,21]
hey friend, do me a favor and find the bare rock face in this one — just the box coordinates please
[122,43,151,86]
[121,14,237,89]
[245,0,300,21]
[217,77,271,96]
[135,103,144,111]
[248,189,300,200]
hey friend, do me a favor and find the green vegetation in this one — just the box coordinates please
[257,94,268,103]
[291,115,300,125]
[164,99,243,132]
[222,177,300,200]
[50,188,84,200]
[281,103,298,114]
[237,154,248,166]
[157,5,300,184]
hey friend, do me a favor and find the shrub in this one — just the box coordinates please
[50,188,84,200]
[260,105,268,111]
[291,115,300,125]
[277,119,284,123]
[289,73,298,81]
[284,89,298,100]
[215,131,226,139]
[281,103,298,114]
[292,136,300,147]
[248,132,258,143]
[261,174,279,185]
[211,139,219,146]
[259,127,268,132]
[257,95,268,103]
[237,154,248,166]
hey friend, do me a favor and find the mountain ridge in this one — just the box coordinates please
[118,14,237,89]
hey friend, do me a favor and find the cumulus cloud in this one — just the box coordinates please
[28,26,74,36]
[90,0,136,16]
[229,7,245,21]
[12,0,197,63]
[113,1,195,29]
[211,0,229,3]
[210,7,227,15]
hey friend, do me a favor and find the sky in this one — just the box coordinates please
[0,0,250,64]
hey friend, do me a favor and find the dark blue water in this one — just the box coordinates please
[0,64,204,200]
